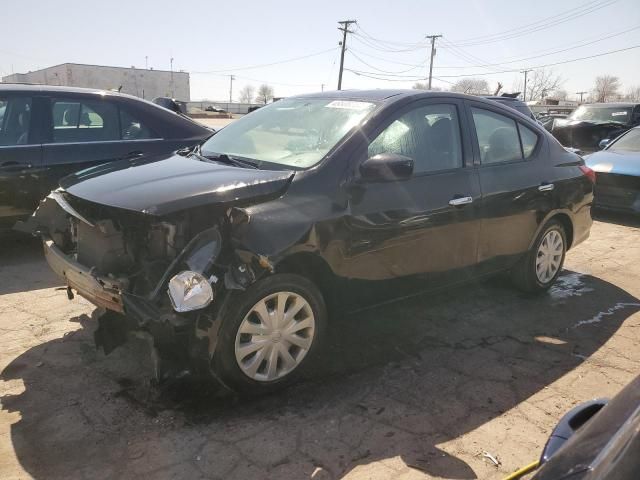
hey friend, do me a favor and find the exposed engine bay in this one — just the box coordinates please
[18,189,266,379]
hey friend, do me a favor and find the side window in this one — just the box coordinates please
[368,104,463,173]
[51,99,119,143]
[518,123,538,158]
[0,97,33,146]
[119,109,155,140]
[471,107,523,164]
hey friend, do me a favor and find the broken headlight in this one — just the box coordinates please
[167,271,214,312]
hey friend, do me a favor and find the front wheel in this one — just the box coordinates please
[512,220,567,293]
[212,273,327,394]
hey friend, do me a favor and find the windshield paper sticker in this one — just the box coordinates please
[325,100,374,110]
[611,112,627,116]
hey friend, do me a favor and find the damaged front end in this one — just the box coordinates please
[19,189,265,379]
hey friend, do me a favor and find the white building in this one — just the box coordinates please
[2,63,190,101]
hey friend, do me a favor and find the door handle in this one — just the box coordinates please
[449,195,473,206]
[0,161,32,170]
[538,183,555,192]
[125,151,144,159]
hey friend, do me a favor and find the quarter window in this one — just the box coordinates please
[0,97,33,146]
[518,123,538,158]
[471,107,523,164]
[120,109,155,140]
[51,99,119,143]
[368,104,463,173]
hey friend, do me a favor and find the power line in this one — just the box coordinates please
[434,44,640,77]
[191,48,337,74]
[351,33,426,53]
[345,44,640,82]
[348,50,423,74]
[345,68,455,86]
[446,0,619,47]
[355,25,428,48]
[436,26,640,69]
[348,47,426,67]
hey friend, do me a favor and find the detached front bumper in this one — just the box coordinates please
[42,235,128,313]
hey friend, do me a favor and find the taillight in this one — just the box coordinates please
[579,165,596,184]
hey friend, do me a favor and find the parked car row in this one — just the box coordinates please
[0,85,212,230]
[17,88,595,393]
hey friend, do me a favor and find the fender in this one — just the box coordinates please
[526,208,576,251]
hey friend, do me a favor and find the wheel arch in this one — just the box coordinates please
[273,252,338,313]
[528,210,575,251]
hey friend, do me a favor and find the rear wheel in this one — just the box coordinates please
[512,220,567,293]
[212,274,326,394]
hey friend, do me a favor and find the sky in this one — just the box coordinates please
[2,0,639,102]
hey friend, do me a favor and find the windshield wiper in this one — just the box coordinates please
[201,152,259,169]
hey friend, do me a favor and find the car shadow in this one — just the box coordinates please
[2,271,638,479]
[592,208,640,228]
[0,232,62,295]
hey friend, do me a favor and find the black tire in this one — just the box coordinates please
[512,219,567,293]
[212,273,327,394]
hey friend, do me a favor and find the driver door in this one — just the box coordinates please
[341,99,482,285]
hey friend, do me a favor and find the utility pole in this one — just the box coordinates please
[145,56,148,69]
[321,83,325,92]
[337,20,357,90]
[229,75,235,103]
[170,57,174,97]
[426,34,442,90]
[520,69,532,101]
[575,91,587,103]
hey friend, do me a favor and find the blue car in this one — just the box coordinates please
[585,126,640,213]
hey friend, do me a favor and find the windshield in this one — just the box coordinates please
[569,105,632,124]
[201,98,376,169]
[609,128,640,153]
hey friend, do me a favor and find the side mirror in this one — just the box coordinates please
[598,138,611,150]
[359,153,413,182]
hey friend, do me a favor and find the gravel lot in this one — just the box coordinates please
[1,211,639,480]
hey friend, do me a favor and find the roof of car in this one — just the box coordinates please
[0,82,139,99]
[581,102,640,108]
[294,89,491,103]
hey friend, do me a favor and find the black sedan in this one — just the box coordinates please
[585,126,640,213]
[0,84,211,230]
[23,90,594,393]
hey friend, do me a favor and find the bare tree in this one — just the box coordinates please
[593,75,621,102]
[450,78,490,95]
[513,69,563,101]
[412,82,443,91]
[624,85,640,101]
[239,85,255,104]
[256,84,274,104]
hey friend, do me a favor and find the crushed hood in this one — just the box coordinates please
[551,121,630,152]
[59,153,295,215]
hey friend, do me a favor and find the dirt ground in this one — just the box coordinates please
[1,211,639,480]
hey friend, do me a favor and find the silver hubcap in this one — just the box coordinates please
[536,229,564,283]
[235,292,315,382]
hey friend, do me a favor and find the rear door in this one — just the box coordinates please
[466,101,553,272]
[343,98,482,284]
[0,93,43,226]
[41,95,166,194]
